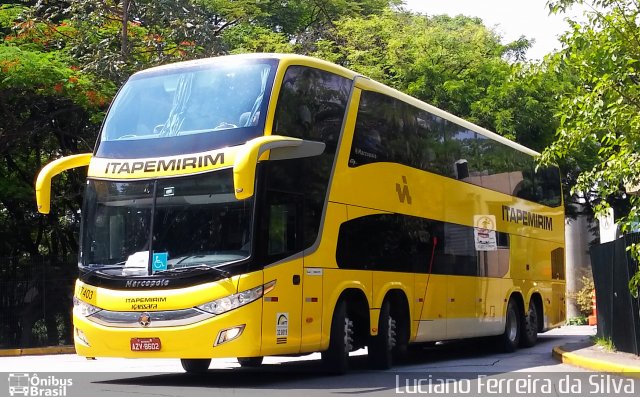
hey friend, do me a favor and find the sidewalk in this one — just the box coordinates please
[0,346,75,357]
[552,326,640,378]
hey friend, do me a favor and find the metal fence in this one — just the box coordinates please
[0,256,77,349]
[590,233,640,355]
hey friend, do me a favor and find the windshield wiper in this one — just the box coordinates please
[153,264,230,278]
[79,262,127,277]
[79,263,231,278]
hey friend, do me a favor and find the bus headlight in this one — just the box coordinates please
[73,297,101,317]
[198,280,275,315]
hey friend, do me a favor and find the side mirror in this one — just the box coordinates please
[35,153,93,214]
[233,135,325,200]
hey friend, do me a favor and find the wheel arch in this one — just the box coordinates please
[381,289,411,346]
[321,286,370,350]
[506,289,525,319]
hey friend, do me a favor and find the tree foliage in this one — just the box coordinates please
[540,0,640,293]
[311,11,565,152]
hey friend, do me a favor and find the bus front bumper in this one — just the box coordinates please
[73,301,262,359]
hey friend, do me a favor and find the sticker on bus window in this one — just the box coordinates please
[474,215,497,251]
[152,252,168,273]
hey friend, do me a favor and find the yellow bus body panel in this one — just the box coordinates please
[61,54,566,360]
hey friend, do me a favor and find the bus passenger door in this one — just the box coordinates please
[260,194,304,356]
[300,265,323,352]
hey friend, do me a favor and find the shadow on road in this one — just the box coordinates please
[93,333,568,391]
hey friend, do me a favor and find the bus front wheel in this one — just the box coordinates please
[180,358,211,373]
[321,299,353,375]
[499,298,521,352]
[368,300,396,369]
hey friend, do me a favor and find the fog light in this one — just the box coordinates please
[214,325,245,346]
[75,327,90,347]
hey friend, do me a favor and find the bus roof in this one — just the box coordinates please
[132,53,359,81]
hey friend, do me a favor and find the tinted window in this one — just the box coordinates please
[551,247,565,280]
[350,93,453,177]
[273,66,351,151]
[260,187,303,261]
[350,91,562,207]
[257,66,351,261]
[336,214,478,276]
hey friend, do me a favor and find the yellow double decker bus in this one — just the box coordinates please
[36,54,565,373]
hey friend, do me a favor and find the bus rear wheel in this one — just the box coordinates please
[499,298,521,352]
[321,299,353,375]
[368,300,396,369]
[180,358,211,373]
[237,356,264,367]
[520,300,539,348]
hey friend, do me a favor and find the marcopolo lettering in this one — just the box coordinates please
[125,279,170,288]
[502,205,553,231]
[104,153,224,175]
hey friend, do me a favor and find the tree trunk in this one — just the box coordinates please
[121,0,130,59]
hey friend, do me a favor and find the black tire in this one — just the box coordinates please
[520,300,539,348]
[180,358,211,373]
[321,299,353,375]
[499,298,521,352]
[237,356,264,367]
[368,300,397,369]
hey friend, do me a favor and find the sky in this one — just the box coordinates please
[401,0,588,60]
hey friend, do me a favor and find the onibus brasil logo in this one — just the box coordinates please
[8,373,73,396]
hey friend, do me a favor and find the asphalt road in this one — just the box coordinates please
[4,326,628,397]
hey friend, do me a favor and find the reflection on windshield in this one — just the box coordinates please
[101,62,273,141]
[80,170,253,276]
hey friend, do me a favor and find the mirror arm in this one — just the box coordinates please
[233,135,325,200]
[35,153,93,214]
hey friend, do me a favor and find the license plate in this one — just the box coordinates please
[130,337,161,351]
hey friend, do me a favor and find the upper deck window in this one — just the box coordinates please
[350,90,562,208]
[97,59,277,158]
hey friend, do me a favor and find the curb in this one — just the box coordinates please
[0,346,75,357]
[553,345,640,378]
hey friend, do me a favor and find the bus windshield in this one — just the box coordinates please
[80,170,253,275]
[98,59,276,158]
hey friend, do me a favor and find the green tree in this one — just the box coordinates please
[1,8,115,259]
[27,0,263,82]
[540,0,640,293]
[0,3,117,346]
[222,0,398,54]
[311,11,546,134]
